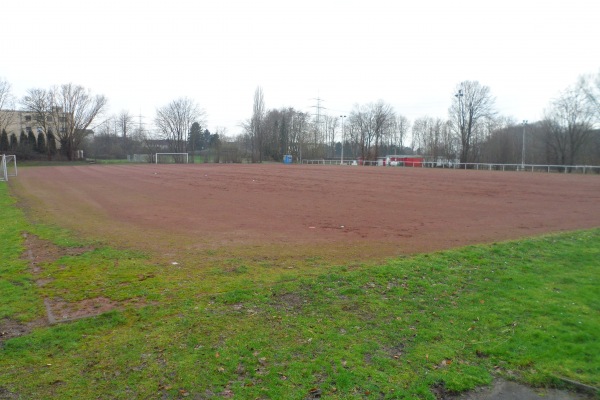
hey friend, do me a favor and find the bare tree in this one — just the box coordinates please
[21,88,58,160]
[117,110,135,138]
[289,110,309,162]
[48,83,108,160]
[371,100,395,159]
[250,87,265,162]
[0,78,16,134]
[449,81,496,163]
[478,117,520,164]
[389,115,410,154]
[347,101,396,161]
[578,70,600,124]
[348,104,372,161]
[542,88,595,165]
[155,97,206,156]
[323,115,339,158]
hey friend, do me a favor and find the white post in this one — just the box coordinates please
[521,120,528,170]
[340,115,346,165]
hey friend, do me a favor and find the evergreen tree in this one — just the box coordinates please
[9,133,17,150]
[0,129,9,151]
[37,131,47,153]
[28,130,37,151]
[20,130,28,146]
[188,122,202,161]
[47,131,57,156]
[203,129,211,148]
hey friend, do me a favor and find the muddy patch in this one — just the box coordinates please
[0,318,45,343]
[5,233,123,339]
[443,378,596,400]
[270,292,309,313]
[44,297,121,324]
[21,232,93,273]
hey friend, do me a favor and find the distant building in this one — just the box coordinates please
[0,108,70,150]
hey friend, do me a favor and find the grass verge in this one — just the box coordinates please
[0,182,598,399]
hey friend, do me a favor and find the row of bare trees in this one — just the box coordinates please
[238,88,411,163]
[145,77,598,166]
[2,72,598,164]
[15,84,107,160]
[0,78,213,162]
[237,75,598,165]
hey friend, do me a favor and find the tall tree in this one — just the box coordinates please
[348,104,370,161]
[289,110,309,162]
[28,129,37,151]
[543,88,595,165]
[250,87,265,163]
[578,70,600,123]
[188,121,202,162]
[0,129,9,151]
[48,83,108,160]
[155,97,205,156]
[46,130,57,156]
[323,115,339,158]
[21,88,57,159]
[347,101,396,161]
[412,116,447,159]
[0,78,16,134]
[389,115,410,154]
[117,110,134,138]
[449,81,496,163]
[371,100,395,159]
[37,131,47,154]
[9,133,17,150]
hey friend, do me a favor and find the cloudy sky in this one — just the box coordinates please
[3,0,599,138]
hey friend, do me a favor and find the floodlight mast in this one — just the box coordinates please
[521,120,528,170]
[455,89,464,128]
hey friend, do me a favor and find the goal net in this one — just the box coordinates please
[0,155,17,182]
[154,153,189,164]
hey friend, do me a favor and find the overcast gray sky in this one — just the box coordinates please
[3,0,599,138]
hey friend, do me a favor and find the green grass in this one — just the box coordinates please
[16,160,91,167]
[0,184,45,322]
[0,182,598,399]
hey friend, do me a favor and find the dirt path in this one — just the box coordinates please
[448,379,596,400]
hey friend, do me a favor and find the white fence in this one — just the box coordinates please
[129,154,151,163]
[301,159,600,174]
[155,153,189,164]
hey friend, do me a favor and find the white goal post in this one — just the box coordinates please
[154,153,189,164]
[0,154,17,182]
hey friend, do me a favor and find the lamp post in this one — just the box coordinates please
[340,115,346,165]
[455,89,464,163]
[455,89,464,125]
[521,120,528,170]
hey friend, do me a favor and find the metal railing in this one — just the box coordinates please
[301,159,600,174]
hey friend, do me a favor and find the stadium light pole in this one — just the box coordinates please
[340,115,346,165]
[454,89,464,164]
[521,120,528,170]
[455,89,464,128]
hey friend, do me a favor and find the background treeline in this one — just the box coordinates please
[1,71,598,165]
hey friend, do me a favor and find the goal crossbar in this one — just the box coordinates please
[154,153,189,164]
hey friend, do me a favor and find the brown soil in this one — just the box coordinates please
[10,164,600,263]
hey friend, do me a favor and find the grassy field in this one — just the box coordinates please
[0,181,599,399]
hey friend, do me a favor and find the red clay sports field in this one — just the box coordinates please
[11,163,600,263]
